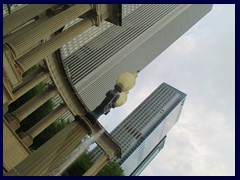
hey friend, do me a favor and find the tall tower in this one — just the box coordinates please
[91,83,187,176]
[131,136,167,176]
[62,4,212,111]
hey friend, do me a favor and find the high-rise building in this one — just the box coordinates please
[91,83,187,176]
[61,4,212,111]
[131,136,167,176]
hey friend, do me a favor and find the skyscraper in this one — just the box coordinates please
[62,4,212,111]
[131,136,167,176]
[37,4,212,127]
[91,82,187,176]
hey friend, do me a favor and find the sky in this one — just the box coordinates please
[98,4,235,176]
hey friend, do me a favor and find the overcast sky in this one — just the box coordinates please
[98,4,235,176]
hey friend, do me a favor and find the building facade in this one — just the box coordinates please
[61,4,212,111]
[130,136,167,176]
[91,83,187,176]
[3,4,124,175]
[18,4,211,127]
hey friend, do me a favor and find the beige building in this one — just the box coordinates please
[3,4,123,176]
[3,4,213,176]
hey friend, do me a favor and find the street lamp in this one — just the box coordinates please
[86,71,138,124]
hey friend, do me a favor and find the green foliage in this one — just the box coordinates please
[22,65,37,77]
[8,82,47,113]
[8,65,70,149]
[61,152,125,176]
[96,161,124,176]
[10,82,54,135]
[8,65,42,113]
[62,153,94,176]
[7,64,124,176]
[31,119,70,150]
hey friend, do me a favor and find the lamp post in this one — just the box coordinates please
[85,71,138,124]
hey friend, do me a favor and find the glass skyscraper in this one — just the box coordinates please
[91,83,187,176]
[131,136,167,176]
[8,4,211,124]
[61,4,212,111]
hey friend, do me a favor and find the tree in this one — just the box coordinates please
[61,153,94,176]
[61,152,125,176]
[31,118,70,150]
[96,161,124,176]
[8,65,70,150]
[7,65,124,176]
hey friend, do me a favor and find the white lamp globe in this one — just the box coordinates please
[116,72,137,92]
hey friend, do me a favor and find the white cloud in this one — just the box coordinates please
[173,34,197,55]
[141,109,234,176]
[139,4,235,176]
[100,4,235,176]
